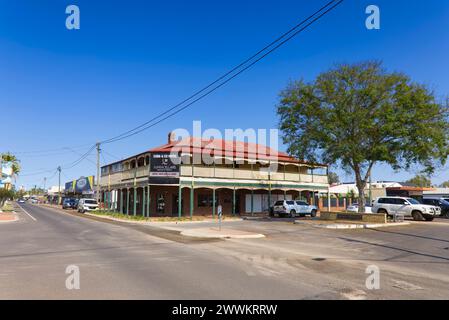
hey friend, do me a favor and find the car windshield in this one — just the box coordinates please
[84,200,97,204]
[274,201,284,206]
[407,198,421,205]
[440,199,449,206]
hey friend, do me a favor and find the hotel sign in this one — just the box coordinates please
[149,153,180,185]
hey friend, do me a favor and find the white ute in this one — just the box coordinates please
[372,196,440,221]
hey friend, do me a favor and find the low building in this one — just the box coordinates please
[319,181,402,211]
[423,188,449,199]
[99,133,329,217]
[386,186,435,201]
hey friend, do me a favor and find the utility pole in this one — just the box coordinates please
[96,142,101,204]
[369,170,373,206]
[43,177,47,193]
[57,166,62,204]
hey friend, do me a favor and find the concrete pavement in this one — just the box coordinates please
[1,202,449,299]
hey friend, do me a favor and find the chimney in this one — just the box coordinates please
[168,131,176,144]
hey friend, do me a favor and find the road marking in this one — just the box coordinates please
[18,205,37,221]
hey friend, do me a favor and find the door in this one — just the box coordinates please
[295,201,308,214]
[395,198,410,216]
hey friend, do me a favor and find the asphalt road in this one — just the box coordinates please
[1,203,449,299]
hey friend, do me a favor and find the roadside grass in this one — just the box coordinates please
[89,210,238,222]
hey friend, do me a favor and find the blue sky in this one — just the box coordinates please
[1,0,448,189]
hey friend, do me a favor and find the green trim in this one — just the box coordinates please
[180,180,327,190]
[147,185,150,217]
[178,185,182,219]
[189,187,193,220]
[126,189,130,215]
[212,188,216,219]
[120,190,123,214]
[142,187,146,217]
[133,188,137,216]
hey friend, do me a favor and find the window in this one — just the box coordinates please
[286,201,295,205]
[296,201,308,206]
[101,166,109,176]
[198,194,218,207]
[274,201,284,206]
[111,163,123,173]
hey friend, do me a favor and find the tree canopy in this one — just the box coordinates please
[277,61,449,211]
[1,152,21,176]
[404,175,432,188]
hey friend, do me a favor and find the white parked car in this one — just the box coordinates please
[77,198,98,213]
[272,200,318,218]
[346,203,372,213]
[372,197,440,221]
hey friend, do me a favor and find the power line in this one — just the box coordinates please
[101,0,344,145]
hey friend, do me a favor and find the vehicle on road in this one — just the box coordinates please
[17,199,25,204]
[422,198,449,218]
[77,198,98,213]
[272,200,318,218]
[62,198,77,209]
[372,196,440,221]
[30,198,38,204]
[346,203,373,213]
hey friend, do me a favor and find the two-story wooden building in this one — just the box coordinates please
[99,133,329,217]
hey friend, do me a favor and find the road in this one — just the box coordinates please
[1,203,449,299]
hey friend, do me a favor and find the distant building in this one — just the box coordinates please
[386,186,436,200]
[327,181,402,198]
[423,188,449,199]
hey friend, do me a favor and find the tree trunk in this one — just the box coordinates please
[354,167,367,213]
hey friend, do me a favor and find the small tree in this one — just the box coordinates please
[0,189,14,208]
[404,174,432,187]
[278,61,449,212]
[328,171,340,184]
[440,181,449,188]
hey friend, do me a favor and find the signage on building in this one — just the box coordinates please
[65,176,95,194]
[149,153,180,185]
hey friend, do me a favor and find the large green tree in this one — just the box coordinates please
[277,61,449,212]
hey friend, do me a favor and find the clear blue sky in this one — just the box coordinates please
[1,0,448,189]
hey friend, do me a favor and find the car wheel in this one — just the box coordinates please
[412,211,424,221]
[289,210,296,218]
[310,210,317,218]
[377,208,388,215]
[424,215,434,222]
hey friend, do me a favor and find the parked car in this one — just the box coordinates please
[346,203,372,213]
[17,199,25,204]
[422,198,449,218]
[372,197,440,221]
[62,198,77,209]
[77,198,98,213]
[272,200,318,218]
[30,198,38,204]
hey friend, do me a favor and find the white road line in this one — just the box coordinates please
[18,205,37,221]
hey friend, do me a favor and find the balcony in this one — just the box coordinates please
[180,165,328,184]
